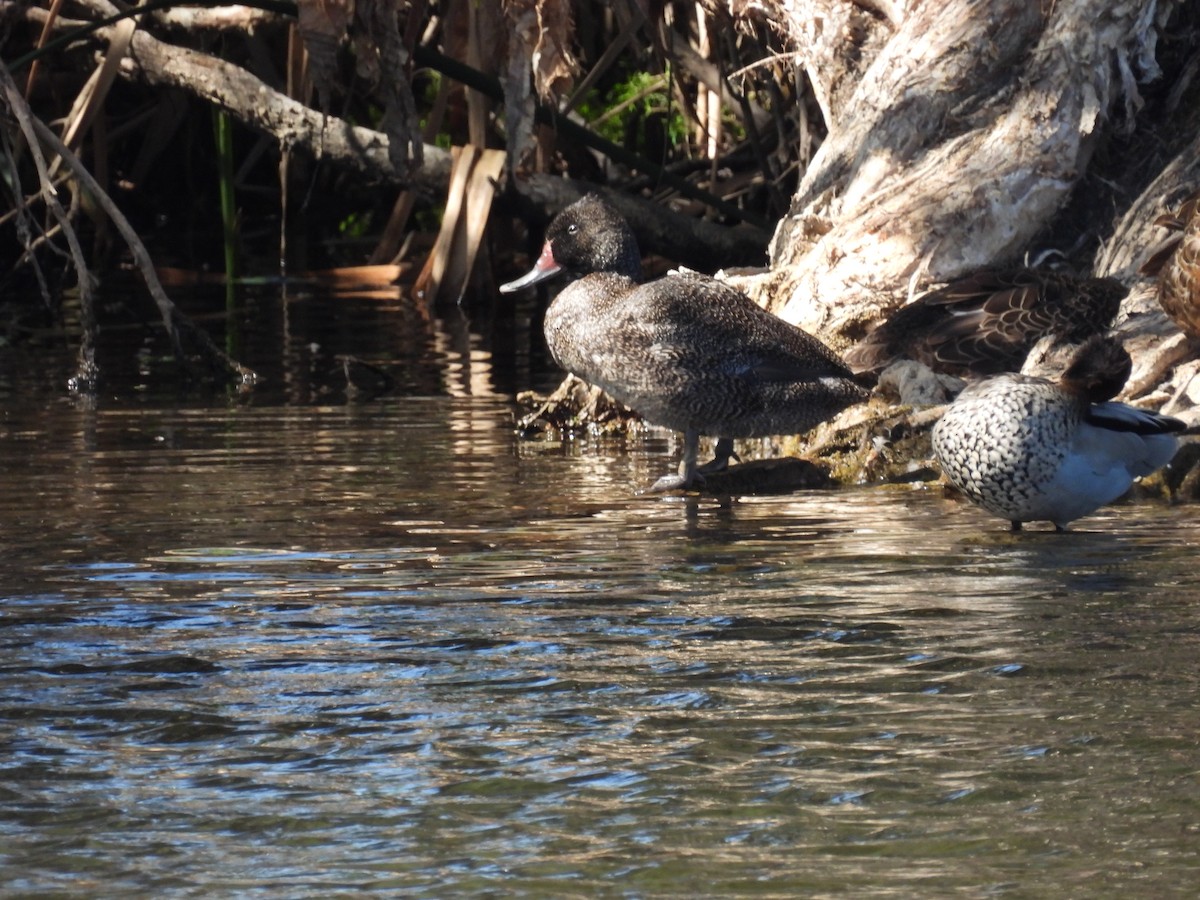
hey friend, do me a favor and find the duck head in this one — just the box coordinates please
[1059,334,1132,403]
[500,194,641,293]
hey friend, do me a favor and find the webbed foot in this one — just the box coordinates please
[644,430,706,493]
[694,437,739,477]
[647,472,702,492]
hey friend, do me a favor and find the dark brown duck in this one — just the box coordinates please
[844,267,1126,377]
[501,193,868,491]
[1140,188,1200,340]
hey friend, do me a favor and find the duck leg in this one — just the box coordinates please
[649,430,701,492]
[695,436,739,477]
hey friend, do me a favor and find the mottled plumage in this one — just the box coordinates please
[1140,189,1200,340]
[932,336,1184,531]
[501,194,867,491]
[844,268,1126,376]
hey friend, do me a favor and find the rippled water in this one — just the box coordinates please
[2,292,1200,896]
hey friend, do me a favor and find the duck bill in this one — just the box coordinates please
[499,242,561,293]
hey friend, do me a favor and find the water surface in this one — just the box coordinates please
[1,290,1199,897]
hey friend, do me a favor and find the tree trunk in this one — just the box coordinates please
[735,0,1184,356]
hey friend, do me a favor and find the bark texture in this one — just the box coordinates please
[1098,129,1200,400]
[733,0,1182,353]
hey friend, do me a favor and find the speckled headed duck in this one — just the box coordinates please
[843,267,1126,377]
[500,193,868,491]
[931,335,1184,531]
[1140,188,1200,340]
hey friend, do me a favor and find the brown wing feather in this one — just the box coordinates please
[844,268,1124,376]
[1152,189,1200,339]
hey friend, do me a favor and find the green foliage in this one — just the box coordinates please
[338,211,374,238]
[579,71,687,154]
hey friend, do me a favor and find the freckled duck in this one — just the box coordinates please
[1140,188,1200,340]
[500,193,868,491]
[931,335,1185,532]
[843,267,1126,377]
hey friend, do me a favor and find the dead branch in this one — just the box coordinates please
[0,64,98,387]
[18,1,767,269]
[66,0,453,191]
[8,82,256,385]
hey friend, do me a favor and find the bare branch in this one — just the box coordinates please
[0,64,98,388]
[4,75,255,385]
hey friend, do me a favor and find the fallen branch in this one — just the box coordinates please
[63,0,454,190]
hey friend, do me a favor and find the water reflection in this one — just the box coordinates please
[1,279,546,406]
[1,289,1199,896]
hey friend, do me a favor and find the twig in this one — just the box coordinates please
[1,71,256,385]
[0,113,57,324]
[0,65,98,388]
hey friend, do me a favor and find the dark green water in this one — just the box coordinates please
[1,288,1199,897]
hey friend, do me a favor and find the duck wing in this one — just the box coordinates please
[1084,402,1187,436]
[1075,402,1184,480]
[653,274,856,383]
[924,272,1124,371]
[844,269,1124,376]
[925,276,1048,372]
[844,270,1038,375]
[1145,190,1200,339]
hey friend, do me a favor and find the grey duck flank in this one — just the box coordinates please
[501,193,868,491]
[931,335,1185,531]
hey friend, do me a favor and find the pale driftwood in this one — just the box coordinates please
[1097,129,1200,402]
[1098,130,1200,281]
[147,6,281,33]
[759,0,895,138]
[730,0,1183,353]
